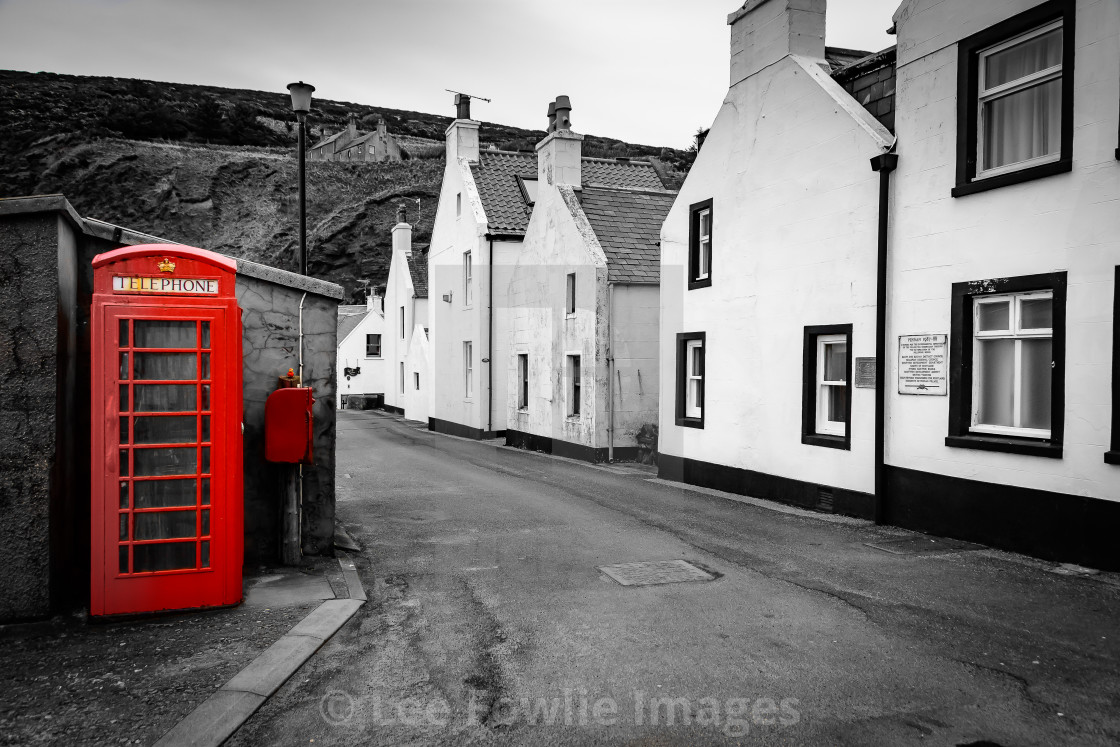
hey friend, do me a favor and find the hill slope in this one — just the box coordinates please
[0,70,693,301]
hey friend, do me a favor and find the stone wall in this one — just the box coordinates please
[0,203,80,620]
[236,262,340,561]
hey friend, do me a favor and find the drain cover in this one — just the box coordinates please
[865,536,984,555]
[599,560,716,586]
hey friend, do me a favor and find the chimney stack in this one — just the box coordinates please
[445,92,480,163]
[393,204,413,257]
[348,113,358,139]
[727,0,826,86]
[536,95,582,189]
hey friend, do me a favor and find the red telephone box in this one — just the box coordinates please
[91,245,243,616]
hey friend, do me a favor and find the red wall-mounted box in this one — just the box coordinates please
[265,387,314,464]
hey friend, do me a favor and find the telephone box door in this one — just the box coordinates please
[91,246,243,616]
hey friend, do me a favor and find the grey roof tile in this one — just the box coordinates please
[580,186,676,284]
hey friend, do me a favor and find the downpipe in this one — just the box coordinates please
[870,151,898,525]
[607,282,615,462]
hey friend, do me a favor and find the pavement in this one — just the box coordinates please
[0,557,363,747]
[231,409,1120,746]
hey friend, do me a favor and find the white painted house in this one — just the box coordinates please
[505,98,674,461]
[335,293,385,408]
[659,0,894,515]
[381,204,432,423]
[884,0,1120,568]
[427,94,671,449]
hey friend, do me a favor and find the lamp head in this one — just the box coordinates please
[287,81,315,115]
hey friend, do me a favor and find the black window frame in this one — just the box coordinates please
[687,199,713,290]
[952,0,1075,198]
[568,355,581,417]
[802,324,853,450]
[947,272,1066,458]
[675,331,705,429]
[1107,266,1120,465]
[365,333,381,358]
[517,353,529,410]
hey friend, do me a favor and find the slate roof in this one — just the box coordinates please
[309,130,346,151]
[337,305,369,344]
[406,253,428,298]
[468,150,670,236]
[580,186,676,284]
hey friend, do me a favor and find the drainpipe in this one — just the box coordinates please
[607,282,615,462]
[487,236,494,434]
[870,151,898,526]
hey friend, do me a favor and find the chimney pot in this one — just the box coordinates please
[396,203,407,224]
[454,93,471,120]
[554,95,572,131]
[547,101,557,133]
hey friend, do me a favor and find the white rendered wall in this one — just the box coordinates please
[610,284,660,448]
[507,185,608,450]
[659,55,891,495]
[381,227,416,414]
[402,323,432,423]
[888,0,1120,500]
[336,309,385,406]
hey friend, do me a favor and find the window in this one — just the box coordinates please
[400,307,405,339]
[948,273,1066,457]
[567,355,581,416]
[675,332,705,428]
[1108,266,1120,465]
[456,192,462,217]
[414,372,420,390]
[517,354,529,410]
[516,175,538,205]
[802,325,851,449]
[365,333,381,358]
[400,362,405,394]
[464,251,473,306]
[953,0,1074,197]
[358,146,363,154]
[687,199,713,289]
[464,341,473,398]
[565,272,575,315]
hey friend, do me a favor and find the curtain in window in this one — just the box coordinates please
[982,29,1062,171]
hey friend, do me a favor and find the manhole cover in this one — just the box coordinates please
[598,560,717,586]
[865,536,984,555]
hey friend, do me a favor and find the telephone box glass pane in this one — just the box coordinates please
[201,353,210,380]
[134,542,196,572]
[201,322,210,349]
[134,321,196,348]
[119,417,129,444]
[119,450,129,477]
[201,416,210,443]
[201,447,210,474]
[134,447,197,476]
[134,353,197,380]
[120,385,130,411]
[201,478,210,505]
[119,514,128,541]
[119,353,129,380]
[119,547,129,574]
[134,416,196,444]
[201,509,210,537]
[119,319,129,347]
[135,384,197,412]
[201,541,210,568]
[134,511,197,540]
[201,385,210,411]
[119,481,129,509]
[134,479,196,508]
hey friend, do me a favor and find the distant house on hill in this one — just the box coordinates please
[309,114,403,163]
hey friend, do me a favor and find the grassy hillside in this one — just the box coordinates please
[0,70,694,301]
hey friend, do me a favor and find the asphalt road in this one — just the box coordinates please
[231,410,1120,746]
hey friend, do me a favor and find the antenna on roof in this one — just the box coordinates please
[444,89,491,103]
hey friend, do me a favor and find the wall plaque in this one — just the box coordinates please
[854,357,876,388]
[898,334,947,395]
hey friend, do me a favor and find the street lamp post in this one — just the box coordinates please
[287,81,315,276]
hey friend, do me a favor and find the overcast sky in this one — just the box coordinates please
[0,0,900,149]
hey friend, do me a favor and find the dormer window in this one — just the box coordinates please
[516,176,538,206]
